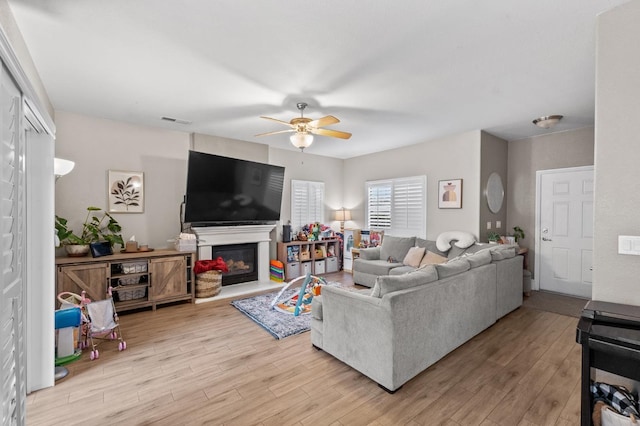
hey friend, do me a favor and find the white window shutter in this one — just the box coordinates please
[291,180,324,231]
[366,176,426,238]
[366,181,392,229]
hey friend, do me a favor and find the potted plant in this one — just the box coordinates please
[487,231,501,244]
[512,226,525,243]
[55,206,124,257]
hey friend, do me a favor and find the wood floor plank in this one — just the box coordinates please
[26,274,583,426]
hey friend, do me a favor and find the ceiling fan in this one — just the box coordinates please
[256,102,352,151]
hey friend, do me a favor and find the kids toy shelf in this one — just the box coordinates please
[55,249,195,313]
[277,238,341,281]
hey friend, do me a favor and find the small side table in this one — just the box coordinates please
[517,247,529,270]
[517,247,531,296]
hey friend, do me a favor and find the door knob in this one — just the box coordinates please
[542,237,552,241]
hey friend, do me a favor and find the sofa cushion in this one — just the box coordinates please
[447,242,468,260]
[415,238,449,257]
[464,243,492,255]
[419,250,447,267]
[380,236,416,263]
[436,231,476,252]
[389,265,417,275]
[370,265,438,298]
[467,249,492,268]
[359,246,381,260]
[490,245,517,261]
[354,259,404,276]
[435,258,471,279]
[403,246,426,267]
[311,296,323,320]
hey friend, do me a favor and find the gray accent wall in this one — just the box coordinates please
[480,131,508,242]
[506,127,594,278]
[593,0,640,304]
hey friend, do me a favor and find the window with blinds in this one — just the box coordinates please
[291,180,324,231]
[366,176,426,238]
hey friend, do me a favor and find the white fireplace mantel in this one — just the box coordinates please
[192,224,276,284]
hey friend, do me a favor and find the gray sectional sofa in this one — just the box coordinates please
[353,235,485,287]
[311,239,523,392]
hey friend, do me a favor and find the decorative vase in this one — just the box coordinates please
[65,244,90,257]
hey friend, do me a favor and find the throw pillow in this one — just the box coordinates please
[403,246,426,268]
[419,250,448,267]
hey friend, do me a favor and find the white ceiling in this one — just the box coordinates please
[8,0,628,159]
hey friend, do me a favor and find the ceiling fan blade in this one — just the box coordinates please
[307,115,340,128]
[260,116,294,127]
[309,128,352,139]
[255,129,295,137]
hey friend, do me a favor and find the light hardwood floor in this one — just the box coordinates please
[29,272,582,425]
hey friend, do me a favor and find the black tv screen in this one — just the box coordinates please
[184,151,285,225]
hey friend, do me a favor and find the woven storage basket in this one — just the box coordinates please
[196,270,222,298]
[118,288,146,301]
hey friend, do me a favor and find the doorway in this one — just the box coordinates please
[535,166,594,298]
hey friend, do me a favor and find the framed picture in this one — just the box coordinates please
[108,170,144,213]
[438,179,463,209]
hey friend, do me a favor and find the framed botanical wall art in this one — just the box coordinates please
[438,179,463,209]
[108,170,144,213]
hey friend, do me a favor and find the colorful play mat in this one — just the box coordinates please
[270,274,326,316]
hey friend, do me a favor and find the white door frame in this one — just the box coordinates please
[534,165,594,291]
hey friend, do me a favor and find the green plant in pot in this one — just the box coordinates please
[512,226,525,243]
[55,206,124,257]
[487,231,501,244]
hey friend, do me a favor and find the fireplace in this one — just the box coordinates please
[211,243,258,286]
[192,224,276,287]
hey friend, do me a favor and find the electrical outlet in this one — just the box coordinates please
[496,221,501,228]
[487,222,492,230]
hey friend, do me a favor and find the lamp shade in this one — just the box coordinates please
[54,158,75,178]
[335,209,352,221]
[290,132,313,150]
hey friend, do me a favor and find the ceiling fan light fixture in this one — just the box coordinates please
[290,132,313,151]
[533,115,563,129]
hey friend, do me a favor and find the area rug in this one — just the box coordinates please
[231,282,342,339]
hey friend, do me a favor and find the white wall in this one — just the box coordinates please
[343,130,482,240]
[592,0,640,304]
[268,147,345,239]
[0,0,53,119]
[54,111,191,249]
[193,133,269,163]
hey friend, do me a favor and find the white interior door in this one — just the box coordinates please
[537,167,594,298]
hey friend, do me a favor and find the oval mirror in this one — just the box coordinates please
[486,172,504,213]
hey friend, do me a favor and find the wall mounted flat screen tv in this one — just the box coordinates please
[184,151,285,226]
